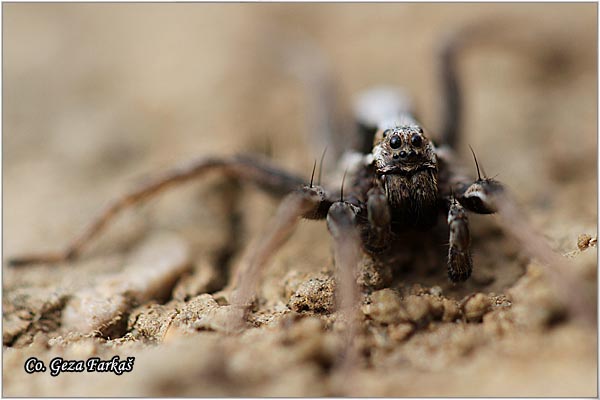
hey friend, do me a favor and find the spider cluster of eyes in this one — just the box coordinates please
[381,125,426,160]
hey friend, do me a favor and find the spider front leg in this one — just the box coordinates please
[455,176,505,214]
[229,188,366,376]
[447,198,473,282]
[364,180,391,253]
[229,185,332,319]
[454,173,595,323]
[326,201,364,379]
[8,155,306,267]
[447,172,501,282]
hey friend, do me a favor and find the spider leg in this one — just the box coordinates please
[494,190,595,324]
[326,201,364,381]
[8,155,307,267]
[439,24,492,149]
[450,144,505,215]
[446,198,473,282]
[227,185,332,326]
[455,178,595,323]
[280,38,344,164]
[438,31,465,149]
[228,192,365,373]
[455,177,504,214]
[363,180,392,253]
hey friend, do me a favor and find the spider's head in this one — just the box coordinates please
[371,124,437,174]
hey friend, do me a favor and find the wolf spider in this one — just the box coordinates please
[8,32,576,334]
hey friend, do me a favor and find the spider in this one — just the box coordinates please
[7,31,576,334]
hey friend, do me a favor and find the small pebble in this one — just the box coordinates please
[362,289,405,325]
[427,296,445,320]
[463,293,491,322]
[429,286,443,297]
[403,295,431,323]
[577,233,597,251]
[388,323,414,342]
[288,275,335,314]
[442,299,461,322]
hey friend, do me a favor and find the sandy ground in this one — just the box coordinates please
[3,3,598,397]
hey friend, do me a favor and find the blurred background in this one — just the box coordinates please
[3,3,597,397]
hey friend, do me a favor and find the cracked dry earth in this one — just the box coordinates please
[3,3,598,397]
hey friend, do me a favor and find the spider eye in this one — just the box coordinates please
[411,134,423,147]
[382,129,391,138]
[389,135,401,149]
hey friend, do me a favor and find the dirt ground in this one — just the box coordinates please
[3,3,598,397]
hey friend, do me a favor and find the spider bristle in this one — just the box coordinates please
[310,159,317,188]
[480,162,489,179]
[340,169,348,202]
[468,144,483,180]
[317,146,328,186]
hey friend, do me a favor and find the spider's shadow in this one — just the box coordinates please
[383,215,527,300]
